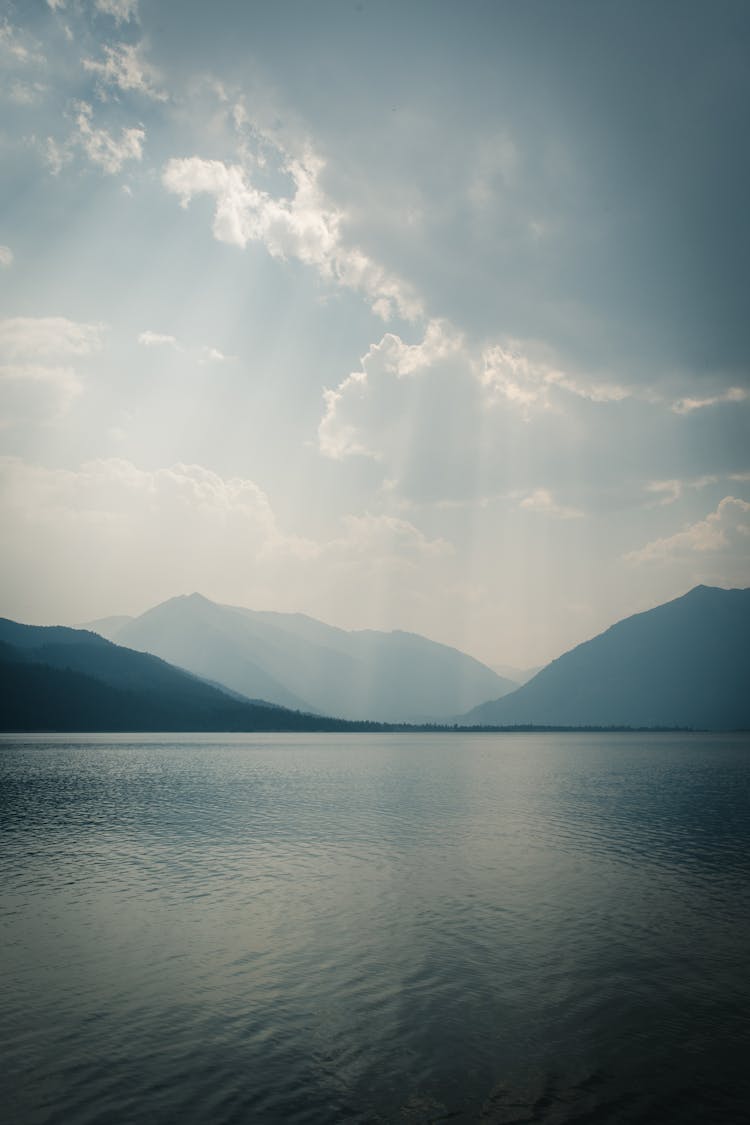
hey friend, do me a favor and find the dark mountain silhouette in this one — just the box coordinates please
[0,619,384,732]
[88,594,516,722]
[462,586,750,730]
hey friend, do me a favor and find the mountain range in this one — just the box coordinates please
[0,618,382,733]
[1,584,747,732]
[462,585,750,731]
[87,594,517,723]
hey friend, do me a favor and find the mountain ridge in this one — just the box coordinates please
[0,618,384,732]
[89,595,517,722]
[462,585,750,730]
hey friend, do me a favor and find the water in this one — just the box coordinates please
[1,732,749,1124]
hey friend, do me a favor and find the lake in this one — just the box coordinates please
[1,732,749,1123]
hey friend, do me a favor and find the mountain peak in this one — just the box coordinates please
[463,585,750,730]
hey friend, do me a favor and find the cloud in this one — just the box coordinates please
[162,147,421,321]
[318,320,463,461]
[519,489,584,520]
[671,387,748,414]
[645,479,683,506]
[0,246,12,268]
[0,317,103,427]
[481,343,631,417]
[8,79,46,105]
[0,317,103,358]
[138,330,179,349]
[643,475,723,507]
[42,137,71,176]
[137,329,228,363]
[73,101,144,174]
[0,457,452,623]
[83,42,166,101]
[329,511,452,566]
[0,22,45,66]
[0,365,82,426]
[94,0,139,24]
[626,496,750,563]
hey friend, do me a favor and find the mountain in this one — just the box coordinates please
[0,618,378,732]
[462,586,750,730]
[88,594,516,722]
[491,663,538,685]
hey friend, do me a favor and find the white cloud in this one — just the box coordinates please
[94,0,139,24]
[645,479,683,506]
[318,321,464,461]
[0,316,103,358]
[671,387,748,414]
[83,42,166,101]
[162,150,421,321]
[138,330,179,349]
[137,329,228,363]
[0,317,103,427]
[74,101,144,174]
[644,475,721,507]
[0,457,452,624]
[626,496,750,563]
[329,511,452,565]
[9,79,46,105]
[519,488,584,520]
[318,320,626,483]
[43,137,71,176]
[199,347,227,364]
[0,23,45,66]
[0,246,13,268]
[368,319,463,377]
[481,343,630,416]
[0,365,82,426]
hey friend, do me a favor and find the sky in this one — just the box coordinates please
[1,0,749,670]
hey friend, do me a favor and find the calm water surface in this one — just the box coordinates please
[1,732,749,1124]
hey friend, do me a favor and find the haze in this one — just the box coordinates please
[1,0,748,669]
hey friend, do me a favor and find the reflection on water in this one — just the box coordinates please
[1,732,749,1123]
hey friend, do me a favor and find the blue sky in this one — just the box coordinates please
[1,0,748,667]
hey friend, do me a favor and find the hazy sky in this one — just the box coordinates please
[1,0,749,668]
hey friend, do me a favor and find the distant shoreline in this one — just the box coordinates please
[3,724,735,736]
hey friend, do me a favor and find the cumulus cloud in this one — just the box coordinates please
[319,321,465,461]
[318,319,631,488]
[519,489,584,520]
[162,149,421,321]
[83,42,166,101]
[0,246,13,267]
[73,101,144,173]
[626,496,750,563]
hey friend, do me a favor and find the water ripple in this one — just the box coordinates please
[1,731,749,1123]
